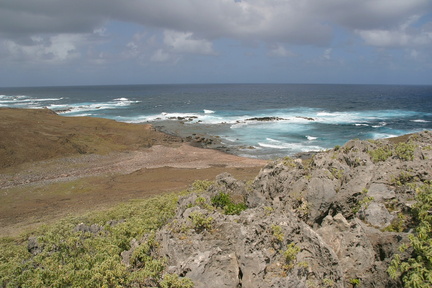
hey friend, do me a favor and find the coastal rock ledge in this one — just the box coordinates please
[145,131,431,288]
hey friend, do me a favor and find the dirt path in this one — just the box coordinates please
[0,143,266,188]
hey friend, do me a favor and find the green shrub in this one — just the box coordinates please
[0,192,180,288]
[283,242,301,270]
[394,142,415,161]
[189,211,214,232]
[382,213,407,233]
[369,146,393,162]
[190,180,213,192]
[159,273,194,288]
[211,192,231,208]
[388,184,432,287]
[271,225,284,243]
[391,171,416,186]
[282,156,296,167]
[349,278,361,287]
[211,192,248,215]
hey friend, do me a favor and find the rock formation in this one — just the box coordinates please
[132,131,432,287]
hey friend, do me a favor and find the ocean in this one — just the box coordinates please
[1,84,431,159]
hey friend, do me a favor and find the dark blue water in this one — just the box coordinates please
[1,84,431,159]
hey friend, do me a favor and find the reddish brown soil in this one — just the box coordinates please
[0,108,266,237]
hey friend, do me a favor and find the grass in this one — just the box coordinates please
[0,189,193,287]
[0,108,178,169]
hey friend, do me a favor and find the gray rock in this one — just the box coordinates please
[368,183,396,201]
[157,205,344,288]
[147,132,432,287]
[360,202,394,229]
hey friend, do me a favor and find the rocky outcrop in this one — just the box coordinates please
[146,131,431,287]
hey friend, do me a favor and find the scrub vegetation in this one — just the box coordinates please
[0,189,194,288]
[388,184,432,288]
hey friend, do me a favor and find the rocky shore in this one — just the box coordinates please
[1,108,431,287]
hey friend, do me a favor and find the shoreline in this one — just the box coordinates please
[0,108,267,237]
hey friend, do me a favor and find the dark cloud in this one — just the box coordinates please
[1,0,430,46]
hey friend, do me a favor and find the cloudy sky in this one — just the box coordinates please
[1,0,432,87]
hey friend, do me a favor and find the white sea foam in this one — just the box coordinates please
[266,138,281,143]
[34,98,63,102]
[257,143,285,149]
[306,135,317,140]
[54,98,140,114]
[411,119,430,123]
[258,141,323,152]
[372,122,387,128]
[204,109,215,114]
[371,133,398,139]
[0,95,62,103]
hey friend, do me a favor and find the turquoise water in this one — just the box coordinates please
[1,84,431,159]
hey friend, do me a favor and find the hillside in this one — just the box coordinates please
[0,108,265,236]
[0,107,180,169]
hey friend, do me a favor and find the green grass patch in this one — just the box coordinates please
[0,190,193,287]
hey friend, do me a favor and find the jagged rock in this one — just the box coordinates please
[152,131,432,287]
[157,205,344,288]
[121,238,140,267]
[27,236,43,255]
[245,117,287,121]
[74,223,104,233]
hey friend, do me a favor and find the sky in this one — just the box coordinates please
[1,0,432,87]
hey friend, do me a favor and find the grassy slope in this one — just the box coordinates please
[0,108,179,169]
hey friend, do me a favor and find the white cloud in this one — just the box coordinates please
[268,44,295,57]
[151,49,177,63]
[356,16,432,48]
[1,0,431,50]
[3,34,83,63]
[322,48,332,60]
[163,30,216,55]
[1,0,431,82]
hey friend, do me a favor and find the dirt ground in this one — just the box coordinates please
[0,109,266,237]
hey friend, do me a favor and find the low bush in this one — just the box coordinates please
[283,242,301,271]
[369,146,393,163]
[394,142,415,161]
[189,211,214,232]
[388,184,432,287]
[0,192,193,288]
[211,192,247,215]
